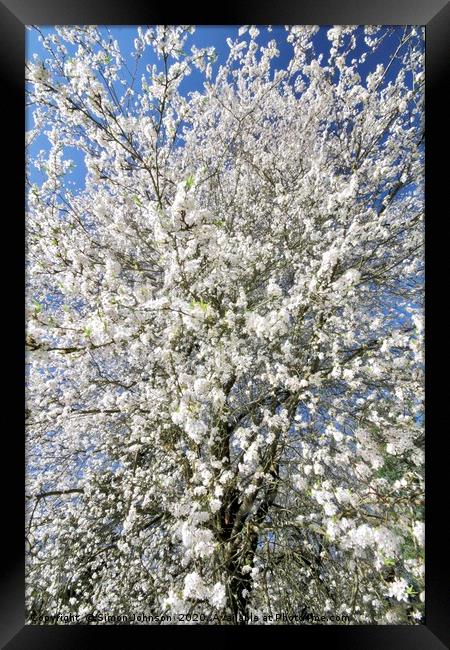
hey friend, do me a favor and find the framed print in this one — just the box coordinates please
[1,0,448,647]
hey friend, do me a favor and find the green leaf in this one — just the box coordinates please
[83,326,92,337]
[33,300,43,314]
[132,196,142,207]
[401,535,420,560]
[376,455,406,483]
[185,175,195,190]
[190,298,208,312]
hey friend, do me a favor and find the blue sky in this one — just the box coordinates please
[26,25,423,192]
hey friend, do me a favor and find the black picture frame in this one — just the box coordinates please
[2,0,448,647]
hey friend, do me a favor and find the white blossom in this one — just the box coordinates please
[25,24,424,626]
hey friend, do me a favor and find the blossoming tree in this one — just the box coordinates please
[26,25,424,625]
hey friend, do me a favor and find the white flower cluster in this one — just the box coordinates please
[386,577,409,602]
[342,524,401,559]
[180,521,215,559]
[182,572,226,609]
